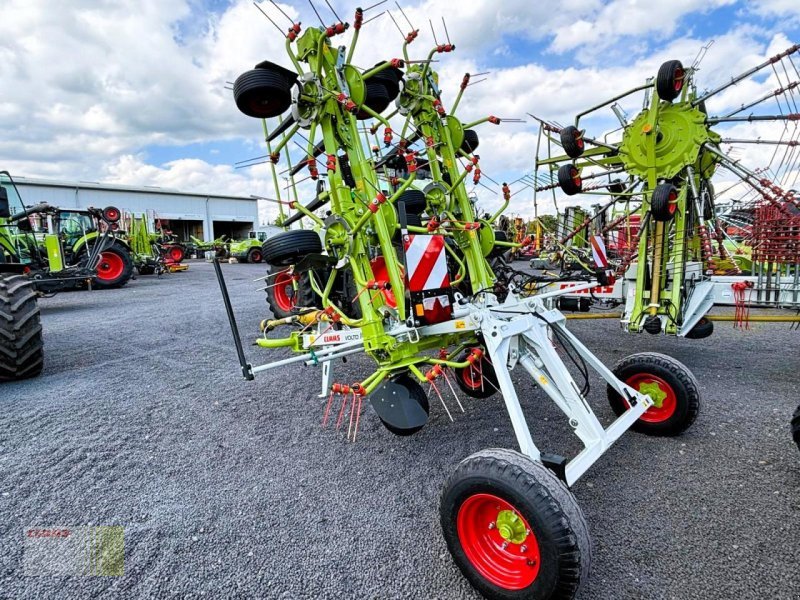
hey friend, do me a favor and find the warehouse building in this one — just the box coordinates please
[10,176,260,242]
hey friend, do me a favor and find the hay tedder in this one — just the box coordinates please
[215,3,702,598]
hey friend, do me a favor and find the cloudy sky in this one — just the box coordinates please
[1,0,799,224]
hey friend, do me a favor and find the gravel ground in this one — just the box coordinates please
[1,260,799,599]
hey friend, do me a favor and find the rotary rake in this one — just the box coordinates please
[533,43,800,339]
[214,3,702,598]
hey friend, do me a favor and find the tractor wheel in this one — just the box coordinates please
[559,126,585,159]
[233,67,293,119]
[454,350,499,399]
[656,60,685,102]
[441,448,590,600]
[607,352,700,436]
[137,264,156,276]
[262,230,322,267]
[91,243,134,289]
[357,82,391,120]
[265,265,315,319]
[651,183,678,222]
[167,245,186,263]
[461,129,480,154]
[684,317,713,339]
[247,248,264,264]
[0,274,44,382]
[373,372,430,436]
[791,405,800,452]
[396,189,427,215]
[557,164,582,196]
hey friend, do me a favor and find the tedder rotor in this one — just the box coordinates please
[215,3,702,598]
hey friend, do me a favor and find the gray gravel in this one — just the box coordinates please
[1,261,799,599]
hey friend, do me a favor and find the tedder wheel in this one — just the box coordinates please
[91,242,134,289]
[441,448,590,600]
[265,265,315,319]
[559,126,584,159]
[684,317,714,339]
[461,129,480,154]
[357,82,391,120]
[396,188,427,215]
[233,63,294,119]
[167,245,186,263]
[656,60,685,102]
[262,229,322,266]
[367,63,403,100]
[247,248,263,264]
[0,274,44,382]
[557,164,582,196]
[791,405,800,452]
[454,350,500,399]
[650,183,678,222]
[607,352,700,436]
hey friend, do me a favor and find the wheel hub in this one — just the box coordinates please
[495,509,527,544]
[637,380,667,408]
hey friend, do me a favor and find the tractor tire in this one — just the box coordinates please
[0,274,44,382]
[559,125,585,159]
[656,60,685,102]
[791,404,800,452]
[461,129,480,154]
[91,242,134,289]
[396,189,427,215]
[247,248,264,264]
[166,245,186,263]
[557,164,582,196]
[368,63,403,100]
[265,265,315,319]
[684,317,713,339]
[454,350,499,399]
[357,82,391,120]
[440,448,591,599]
[607,352,700,436]
[233,67,293,119]
[651,183,678,222]
[137,264,156,276]
[262,230,322,267]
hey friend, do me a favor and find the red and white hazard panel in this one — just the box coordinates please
[590,235,608,268]
[403,234,453,325]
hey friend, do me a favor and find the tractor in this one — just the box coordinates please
[229,230,271,263]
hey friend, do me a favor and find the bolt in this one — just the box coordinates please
[501,542,509,550]
[488,522,495,530]
[527,559,537,567]
[521,545,528,553]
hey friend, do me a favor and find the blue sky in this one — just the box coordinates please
[1,1,799,223]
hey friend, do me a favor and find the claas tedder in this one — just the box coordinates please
[215,3,702,598]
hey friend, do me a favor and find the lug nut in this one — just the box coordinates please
[488,522,495,530]
[521,545,527,553]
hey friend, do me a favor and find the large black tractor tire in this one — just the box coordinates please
[91,243,135,289]
[233,67,293,119]
[559,125,585,159]
[557,164,582,196]
[0,274,44,382]
[651,183,678,222]
[265,264,316,319]
[656,60,685,102]
[368,63,403,100]
[357,82,391,120]
[440,448,591,600]
[261,230,322,267]
[246,247,264,264]
[461,129,480,154]
[608,352,700,436]
[454,350,500,399]
[791,405,800,452]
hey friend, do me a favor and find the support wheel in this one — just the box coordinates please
[247,248,263,264]
[265,265,315,319]
[461,129,480,154]
[557,165,582,196]
[650,183,678,222]
[441,448,591,599]
[0,274,44,382]
[233,63,295,119]
[608,352,700,436]
[454,350,499,399]
[684,317,713,339]
[656,60,685,102]
[262,230,322,266]
[559,126,584,159]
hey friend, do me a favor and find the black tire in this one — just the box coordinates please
[262,230,322,267]
[357,82,391,120]
[656,60,685,102]
[247,248,263,264]
[377,372,430,436]
[607,352,700,436]
[651,183,678,222]
[489,230,509,259]
[440,448,591,600]
[684,317,713,339]
[454,350,499,399]
[137,264,156,276]
[90,242,134,289]
[368,64,403,99]
[0,274,44,382]
[265,265,315,319]
[559,126,584,159]
[396,189,427,215]
[791,405,800,452]
[233,68,292,119]
[461,129,480,154]
[557,165,582,196]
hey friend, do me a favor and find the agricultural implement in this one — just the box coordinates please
[0,171,130,381]
[228,231,270,263]
[215,4,701,598]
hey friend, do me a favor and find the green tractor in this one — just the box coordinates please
[1,171,133,381]
[228,230,269,263]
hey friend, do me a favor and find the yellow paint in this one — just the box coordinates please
[539,375,548,386]
[455,320,466,329]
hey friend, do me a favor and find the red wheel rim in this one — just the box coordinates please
[673,67,684,92]
[668,191,678,214]
[457,493,541,590]
[625,373,678,423]
[460,363,484,390]
[574,130,584,149]
[273,271,297,312]
[570,168,581,187]
[169,247,184,262]
[96,251,124,281]
[251,251,262,263]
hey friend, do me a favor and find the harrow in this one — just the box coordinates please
[215,3,701,598]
